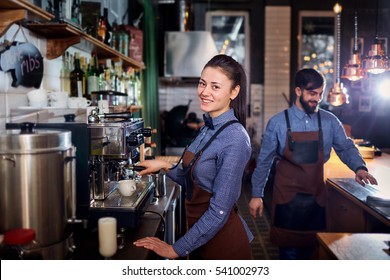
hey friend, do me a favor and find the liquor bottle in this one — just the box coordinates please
[102,59,114,91]
[80,55,88,97]
[102,8,112,46]
[70,52,85,98]
[126,68,136,105]
[60,51,70,94]
[127,67,137,105]
[113,62,126,93]
[97,17,106,42]
[87,53,100,96]
[134,70,142,106]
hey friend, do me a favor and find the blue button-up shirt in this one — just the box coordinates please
[251,104,366,198]
[168,109,253,257]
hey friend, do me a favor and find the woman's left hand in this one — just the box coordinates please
[133,237,179,259]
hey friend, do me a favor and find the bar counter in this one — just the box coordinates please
[72,180,181,260]
[317,232,390,260]
[324,151,390,233]
[324,149,390,186]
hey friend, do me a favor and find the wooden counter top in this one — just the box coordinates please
[324,150,390,218]
[324,150,390,190]
[317,232,390,260]
[324,151,390,233]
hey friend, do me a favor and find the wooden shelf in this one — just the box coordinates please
[0,0,53,37]
[27,22,145,69]
[1,1,145,70]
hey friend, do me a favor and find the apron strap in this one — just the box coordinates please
[191,120,240,168]
[284,110,294,151]
[199,120,239,153]
[317,112,323,151]
[284,109,324,151]
[171,120,240,170]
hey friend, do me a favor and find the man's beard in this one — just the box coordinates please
[300,95,319,114]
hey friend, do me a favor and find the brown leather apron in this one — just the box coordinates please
[178,121,252,259]
[270,110,326,247]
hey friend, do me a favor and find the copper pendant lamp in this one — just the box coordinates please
[327,3,350,106]
[362,0,389,75]
[341,11,365,81]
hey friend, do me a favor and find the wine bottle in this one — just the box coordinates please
[70,52,85,98]
[87,53,100,96]
[102,8,112,46]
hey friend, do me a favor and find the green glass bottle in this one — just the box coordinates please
[70,52,85,98]
[87,53,100,97]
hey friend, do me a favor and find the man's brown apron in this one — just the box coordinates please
[178,121,252,259]
[270,110,326,247]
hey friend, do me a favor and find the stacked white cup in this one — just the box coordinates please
[48,91,69,108]
[27,89,48,108]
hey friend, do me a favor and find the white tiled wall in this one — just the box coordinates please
[263,6,291,132]
[158,80,203,119]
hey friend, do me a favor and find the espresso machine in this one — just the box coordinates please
[7,108,154,230]
[86,108,154,228]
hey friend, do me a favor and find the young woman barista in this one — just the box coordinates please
[133,54,253,259]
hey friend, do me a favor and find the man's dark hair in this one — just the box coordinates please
[295,68,326,91]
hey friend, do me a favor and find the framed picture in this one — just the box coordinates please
[358,96,372,112]
[350,37,364,55]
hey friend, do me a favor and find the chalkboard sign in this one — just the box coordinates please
[0,41,44,89]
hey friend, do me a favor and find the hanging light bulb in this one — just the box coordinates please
[363,37,389,74]
[341,11,365,81]
[362,0,389,74]
[327,3,350,106]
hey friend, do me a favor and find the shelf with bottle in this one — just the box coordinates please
[26,22,145,70]
[0,0,145,70]
[0,0,54,37]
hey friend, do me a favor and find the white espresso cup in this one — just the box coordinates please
[68,97,92,108]
[98,217,118,258]
[27,89,48,107]
[118,179,137,196]
[49,91,69,108]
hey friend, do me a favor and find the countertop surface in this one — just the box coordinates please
[324,151,390,222]
[324,150,390,185]
[72,181,179,260]
[327,178,390,221]
[317,232,390,260]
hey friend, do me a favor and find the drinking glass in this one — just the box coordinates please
[98,217,118,259]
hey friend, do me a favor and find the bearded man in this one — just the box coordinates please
[249,68,377,260]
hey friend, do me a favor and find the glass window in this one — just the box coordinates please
[205,11,250,74]
[299,11,335,103]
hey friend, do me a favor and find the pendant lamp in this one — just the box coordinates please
[327,3,350,106]
[362,0,389,74]
[341,11,365,81]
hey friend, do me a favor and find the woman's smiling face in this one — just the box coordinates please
[198,66,239,118]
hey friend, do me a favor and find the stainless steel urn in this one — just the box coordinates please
[0,123,76,259]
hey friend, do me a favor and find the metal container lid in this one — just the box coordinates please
[0,123,72,154]
[91,90,127,96]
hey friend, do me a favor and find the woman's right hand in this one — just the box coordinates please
[137,159,172,176]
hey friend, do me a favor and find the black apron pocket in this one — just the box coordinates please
[292,140,318,164]
[274,192,325,231]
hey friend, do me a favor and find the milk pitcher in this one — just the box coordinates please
[153,170,166,197]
